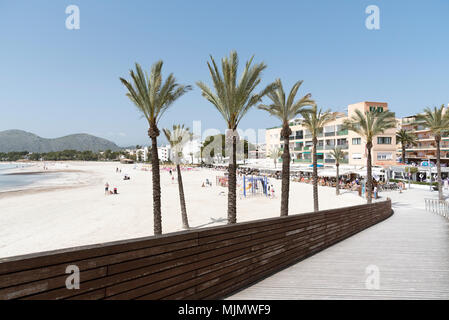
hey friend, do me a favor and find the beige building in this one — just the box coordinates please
[265,101,398,167]
[400,105,449,165]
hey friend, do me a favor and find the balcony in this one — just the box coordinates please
[337,143,349,149]
[295,159,311,163]
[304,146,310,151]
[337,129,348,136]
[413,125,429,132]
[294,146,302,151]
[325,132,335,137]
[325,159,335,164]
[325,145,336,150]
[317,146,324,150]
[305,134,312,139]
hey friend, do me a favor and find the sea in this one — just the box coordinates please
[0,163,53,192]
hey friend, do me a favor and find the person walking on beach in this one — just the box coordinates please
[105,182,109,195]
[374,186,378,199]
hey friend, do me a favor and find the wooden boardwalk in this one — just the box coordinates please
[228,192,449,299]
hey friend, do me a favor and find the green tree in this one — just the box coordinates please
[343,109,396,204]
[258,79,314,216]
[396,129,417,164]
[163,124,192,229]
[201,134,226,163]
[197,51,276,224]
[301,105,336,212]
[415,105,449,200]
[268,146,282,169]
[120,61,191,235]
[329,147,347,196]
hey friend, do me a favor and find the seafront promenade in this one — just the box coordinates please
[229,188,449,299]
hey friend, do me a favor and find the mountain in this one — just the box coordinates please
[0,130,121,153]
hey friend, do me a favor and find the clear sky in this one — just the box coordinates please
[0,0,448,146]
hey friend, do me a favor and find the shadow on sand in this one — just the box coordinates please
[190,217,227,229]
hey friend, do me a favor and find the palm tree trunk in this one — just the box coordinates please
[312,136,319,212]
[436,136,443,200]
[228,134,237,224]
[402,144,406,164]
[176,164,189,229]
[366,143,373,204]
[280,126,290,217]
[336,162,340,196]
[149,126,162,235]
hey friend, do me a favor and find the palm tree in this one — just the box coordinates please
[343,109,396,204]
[329,147,347,195]
[258,79,314,216]
[163,125,192,229]
[197,51,276,224]
[268,146,282,168]
[396,129,417,164]
[301,105,336,212]
[415,105,449,200]
[120,62,191,235]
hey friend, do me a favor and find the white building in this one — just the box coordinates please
[182,139,202,164]
[158,145,171,162]
[141,146,149,162]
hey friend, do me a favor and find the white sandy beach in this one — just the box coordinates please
[0,161,365,258]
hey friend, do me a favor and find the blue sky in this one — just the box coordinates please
[0,0,448,146]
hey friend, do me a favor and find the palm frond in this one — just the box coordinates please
[120,61,191,128]
[197,51,275,130]
[257,79,314,134]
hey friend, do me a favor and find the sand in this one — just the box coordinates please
[0,161,365,258]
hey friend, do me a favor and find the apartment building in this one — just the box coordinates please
[265,101,398,167]
[157,145,171,162]
[400,105,449,165]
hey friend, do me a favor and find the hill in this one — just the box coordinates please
[0,130,121,153]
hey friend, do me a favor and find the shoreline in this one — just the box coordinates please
[3,169,84,176]
[0,162,100,198]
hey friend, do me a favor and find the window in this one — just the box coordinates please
[369,106,384,113]
[295,130,303,139]
[377,152,392,160]
[352,153,362,160]
[352,138,361,145]
[377,137,392,144]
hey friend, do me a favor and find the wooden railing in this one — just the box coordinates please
[0,200,392,300]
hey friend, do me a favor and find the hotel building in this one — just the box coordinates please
[265,101,399,167]
[400,105,449,165]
